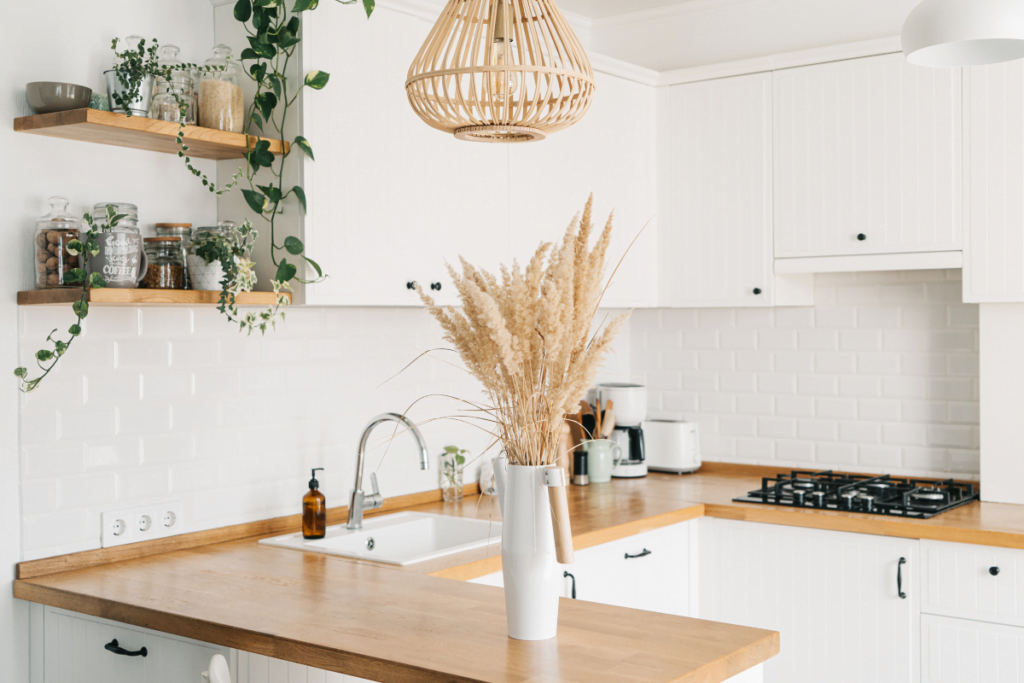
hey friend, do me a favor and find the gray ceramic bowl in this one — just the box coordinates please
[26,82,93,115]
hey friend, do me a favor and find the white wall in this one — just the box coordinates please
[632,270,980,478]
[979,304,1024,504]
[2,0,219,678]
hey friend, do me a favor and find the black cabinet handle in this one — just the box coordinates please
[105,639,147,658]
[430,282,442,291]
[857,233,867,241]
[625,548,652,560]
[406,281,417,290]
[753,288,762,295]
[563,571,576,599]
[990,566,1001,576]
[897,557,907,599]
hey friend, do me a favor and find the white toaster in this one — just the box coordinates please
[642,420,701,474]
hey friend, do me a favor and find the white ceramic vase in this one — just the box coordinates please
[500,464,560,641]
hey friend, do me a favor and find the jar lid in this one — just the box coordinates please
[144,236,181,242]
[155,223,192,228]
[37,196,82,228]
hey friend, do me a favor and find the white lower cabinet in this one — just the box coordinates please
[31,605,233,683]
[921,614,1024,682]
[470,520,693,616]
[235,652,370,683]
[701,519,919,683]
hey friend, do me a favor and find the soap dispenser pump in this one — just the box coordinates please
[303,468,326,539]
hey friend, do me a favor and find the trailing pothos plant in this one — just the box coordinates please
[15,205,125,392]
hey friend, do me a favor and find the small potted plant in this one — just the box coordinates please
[440,446,468,503]
[105,36,161,117]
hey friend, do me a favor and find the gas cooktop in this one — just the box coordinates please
[733,470,979,519]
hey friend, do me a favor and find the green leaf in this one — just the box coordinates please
[89,272,106,289]
[35,350,54,362]
[54,341,68,356]
[251,111,264,131]
[66,239,83,256]
[242,190,267,214]
[234,0,252,21]
[293,136,314,160]
[293,0,318,10]
[303,255,323,278]
[72,299,89,318]
[304,70,330,90]
[250,62,268,83]
[254,91,277,122]
[444,446,459,454]
[275,259,298,283]
[247,33,276,58]
[269,73,282,99]
[292,186,307,212]
[240,48,259,61]
[86,239,100,257]
[284,235,304,255]
[14,367,27,379]
[363,0,374,17]
[68,324,82,336]
[456,454,465,465]
[64,268,86,284]
[278,29,300,49]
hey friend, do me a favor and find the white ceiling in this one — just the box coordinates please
[556,0,693,19]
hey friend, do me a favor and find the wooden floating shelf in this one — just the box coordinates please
[14,109,288,160]
[17,288,291,307]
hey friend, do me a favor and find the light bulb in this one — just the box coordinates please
[490,1,520,103]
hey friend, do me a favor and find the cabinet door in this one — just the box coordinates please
[921,615,1024,683]
[964,61,1024,302]
[302,5,431,306]
[38,606,232,683]
[709,519,918,683]
[774,53,962,259]
[508,71,658,309]
[657,73,774,307]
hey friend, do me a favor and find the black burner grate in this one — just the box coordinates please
[732,470,979,519]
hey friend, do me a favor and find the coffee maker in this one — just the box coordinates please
[598,383,648,478]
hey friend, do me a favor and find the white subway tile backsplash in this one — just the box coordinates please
[58,472,116,509]
[21,479,57,516]
[632,271,979,477]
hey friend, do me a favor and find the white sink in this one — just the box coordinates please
[258,511,502,566]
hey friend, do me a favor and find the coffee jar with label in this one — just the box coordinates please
[32,197,83,289]
[88,202,147,288]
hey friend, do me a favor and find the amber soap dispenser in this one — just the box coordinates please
[303,468,326,539]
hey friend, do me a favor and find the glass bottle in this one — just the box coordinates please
[440,447,467,503]
[91,202,139,233]
[187,221,237,291]
[141,237,187,289]
[150,78,196,124]
[303,468,326,539]
[199,45,244,133]
[33,197,83,289]
[155,223,193,288]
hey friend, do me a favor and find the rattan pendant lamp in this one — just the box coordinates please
[406,0,596,143]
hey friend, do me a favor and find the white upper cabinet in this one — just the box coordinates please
[964,61,1024,303]
[302,5,509,307]
[656,72,777,307]
[508,71,658,309]
[774,53,962,260]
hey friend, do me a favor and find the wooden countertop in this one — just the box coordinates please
[15,463,1024,682]
[15,536,777,683]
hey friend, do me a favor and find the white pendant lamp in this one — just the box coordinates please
[903,0,1024,67]
[406,0,595,143]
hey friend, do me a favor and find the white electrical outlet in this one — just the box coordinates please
[101,501,183,548]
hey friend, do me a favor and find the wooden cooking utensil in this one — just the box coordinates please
[543,466,574,564]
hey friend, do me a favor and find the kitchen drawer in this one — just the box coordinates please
[32,605,233,683]
[922,614,1024,682]
[922,540,1024,627]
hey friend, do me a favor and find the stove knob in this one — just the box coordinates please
[990,566,1000,576]
[811,491,825,508]
[841,491,857,510]
[793,490,806,506]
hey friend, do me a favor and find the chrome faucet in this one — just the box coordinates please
[347,413,430,530]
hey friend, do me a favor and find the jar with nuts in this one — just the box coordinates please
[33,197,83,289]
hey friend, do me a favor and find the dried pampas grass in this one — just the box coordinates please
[418,195,631,467]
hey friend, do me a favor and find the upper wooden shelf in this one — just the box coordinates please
[14,108,288,160]
[17,288,291,307]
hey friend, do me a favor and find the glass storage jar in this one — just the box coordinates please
[198,45,244,133]
[186,221,236,291]
[33,196,83,289]
[141,237,186,289]
[150,78,195,124]
[155,223,193,287]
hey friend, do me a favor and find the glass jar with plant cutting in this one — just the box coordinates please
[440,446,468,503]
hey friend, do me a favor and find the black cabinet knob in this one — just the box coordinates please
[753,288,762,295]
[406,281,417,290]
[857,233,867,241]
[430,282,442,291]
[990,566,1000,576]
